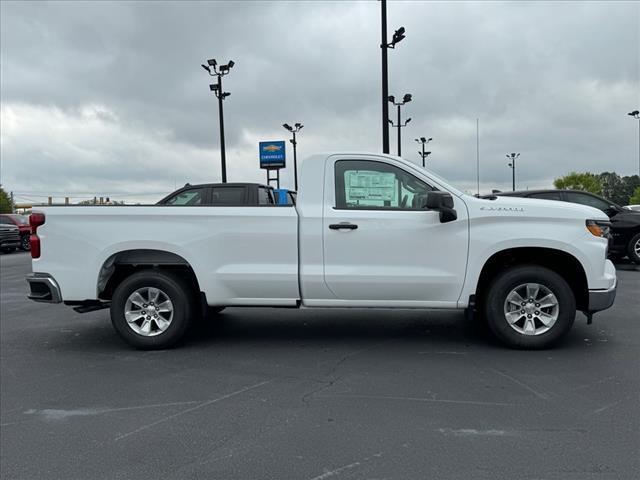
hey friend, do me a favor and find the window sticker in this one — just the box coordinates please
[345,170,397,205]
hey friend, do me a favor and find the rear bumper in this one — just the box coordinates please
[26,273,62,303]
[587,280,617,313]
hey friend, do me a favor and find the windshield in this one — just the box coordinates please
[410,163,465,198]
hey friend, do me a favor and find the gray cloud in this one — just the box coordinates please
[1,0,638,203]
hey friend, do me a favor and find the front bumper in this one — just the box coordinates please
[587,280,617,313]
[26,273,62,303]
[1,239,21,249]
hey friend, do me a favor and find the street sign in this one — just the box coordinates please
[259,141,286,169]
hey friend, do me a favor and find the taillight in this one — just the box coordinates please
[30,235,41,259]
[29,213,45,259]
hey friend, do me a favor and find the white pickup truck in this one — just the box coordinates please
[27,153,617,349]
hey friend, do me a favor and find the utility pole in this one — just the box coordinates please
[282,123,304,191]
[380,0,405,154]
[628,110,640,176]
[388,94,412,156]
[506,152,520,191]
[415,137,432,167]
[202,58,235,183]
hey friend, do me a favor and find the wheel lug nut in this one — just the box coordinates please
[527,314,532,318]
[146,316,151,320]
[521,302,526,306]
[520,309,525,314]
[141,311,146,315]
[535,303,540,307]
[143,304,147,307]
[535,311,540,315]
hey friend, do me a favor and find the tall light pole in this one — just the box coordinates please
[380,0,406,154]
[628,110,640,176]
[388,93,412,156]
[283,123,303,191]
[506,152,520,191]
[202,58,235,183]
[415,137,432,167]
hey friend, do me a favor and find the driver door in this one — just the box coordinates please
[322,158,468,306]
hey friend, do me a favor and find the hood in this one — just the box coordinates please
[465,195,609,222]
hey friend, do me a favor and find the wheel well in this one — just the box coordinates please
[97,249,202,302]
[475,247,588,311]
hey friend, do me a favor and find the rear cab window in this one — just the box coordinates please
[211,186,247,205]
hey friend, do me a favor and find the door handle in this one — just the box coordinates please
[329,222,358,230]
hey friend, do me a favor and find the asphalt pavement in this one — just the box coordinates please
[1,251,639,480]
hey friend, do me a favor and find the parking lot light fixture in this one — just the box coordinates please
[415,137,433,166]
[388,93,413,156]
[202,57,235,183]
[506,153,520,191]
[283,122,304,191]
[628,110,640,176]
[380,0,406,154]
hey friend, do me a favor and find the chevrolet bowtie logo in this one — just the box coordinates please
[263,144,282,152]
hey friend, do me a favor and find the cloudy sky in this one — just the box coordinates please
[1,0,639,204]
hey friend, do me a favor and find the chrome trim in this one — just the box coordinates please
[26,273,62,303]
[587,280,617,313]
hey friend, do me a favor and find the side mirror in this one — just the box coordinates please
[605,205,619,217]
[423,191,457,223]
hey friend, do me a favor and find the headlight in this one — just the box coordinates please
[586,219,611,238]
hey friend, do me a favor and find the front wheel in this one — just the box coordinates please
[21,234,30,251]
[484,265,576,349]
[627,232,640,264]
[110,270,194,349]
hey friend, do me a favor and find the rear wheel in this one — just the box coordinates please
[627,232,640,264]
[110,270,193,349]
[484,265,576,349]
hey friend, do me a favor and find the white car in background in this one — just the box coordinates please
[625,205,640,212]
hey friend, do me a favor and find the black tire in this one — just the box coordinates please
[627,232,640,264]
[21,234,30,251]
[110,270,194,349]
[483,265,576,349]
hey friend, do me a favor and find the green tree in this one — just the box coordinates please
[598,172,624,204]
[554,172,602,195]
[0,186,13,214]
[629,186,640,205]
[620,175,640,205]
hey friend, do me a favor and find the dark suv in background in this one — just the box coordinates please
[492,190,640,263]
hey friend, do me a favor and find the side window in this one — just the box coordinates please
[530,192,562,201]
[164,188,206,205]
[211,186,246,205]
[258,187,275,205]
[565,192,609,212]
[335,160,434,210]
